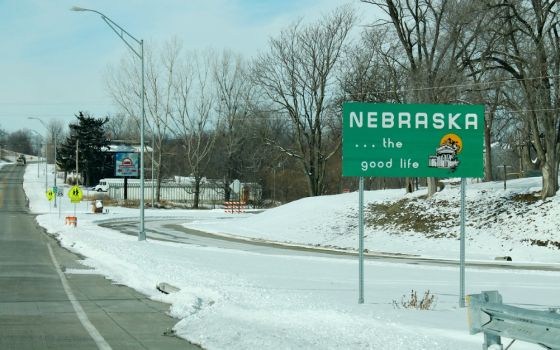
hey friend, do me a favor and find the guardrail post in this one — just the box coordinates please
[468,290,560,349]
[481,291,503,350]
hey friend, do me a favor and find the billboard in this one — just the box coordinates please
[115,152,139,177]
[342,103,484,178]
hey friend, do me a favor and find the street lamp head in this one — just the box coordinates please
[70,6,104,18]
[27,117,48,129]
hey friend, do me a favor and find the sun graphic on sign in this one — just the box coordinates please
[439,133,463,154]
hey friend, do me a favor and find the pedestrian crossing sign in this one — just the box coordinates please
[68,185,83,203]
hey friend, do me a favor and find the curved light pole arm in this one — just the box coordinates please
[70,6,142,59]
[28,116,47,129]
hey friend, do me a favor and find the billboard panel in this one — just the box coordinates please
[115,152,139,177]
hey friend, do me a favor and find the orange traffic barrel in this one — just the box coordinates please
[65,216,77,227]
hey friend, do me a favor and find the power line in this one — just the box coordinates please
[0,101,112,106]
[345,73,560,98]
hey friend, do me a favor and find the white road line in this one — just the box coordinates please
[47,243,113,350]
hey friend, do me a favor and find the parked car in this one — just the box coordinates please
[16,155,26,166]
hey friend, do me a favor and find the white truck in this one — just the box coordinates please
[93,178,149,192]
[93,179,110,192]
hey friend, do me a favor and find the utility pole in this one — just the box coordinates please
[37,142,40,178]
[76,139,79,184]
[151,137,154,208]
[53,136,58,208]
[44,143,48,191]
[54,141,57,187]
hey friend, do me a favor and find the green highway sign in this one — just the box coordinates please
[342,103,484,178]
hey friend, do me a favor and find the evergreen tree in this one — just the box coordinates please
[57,112,109,186]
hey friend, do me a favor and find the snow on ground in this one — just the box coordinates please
[185,177,560,263]
[22,165,560,350]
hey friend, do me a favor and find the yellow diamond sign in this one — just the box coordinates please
[46,189,55,202]
[68,185,83,203]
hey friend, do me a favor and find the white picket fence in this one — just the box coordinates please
[107,182,226,206]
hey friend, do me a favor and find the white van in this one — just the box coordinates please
[93,180,109,192]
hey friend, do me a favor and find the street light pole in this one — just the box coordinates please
[71,6,146,241]
[28,118,54,195]
[37,144,40,178]
[29,129,42,179]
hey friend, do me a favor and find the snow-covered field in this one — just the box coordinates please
[22,165,560,349]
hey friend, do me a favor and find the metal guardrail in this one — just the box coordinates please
[467,291,560,349]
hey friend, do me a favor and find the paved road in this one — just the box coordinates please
[101,218,560,272]
[0,164,201,350]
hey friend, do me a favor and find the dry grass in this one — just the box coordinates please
[511,192,540,203]
[393,290,437,310]
[521,239,560,249]
[365,190,545,237]
[366,199,455,236]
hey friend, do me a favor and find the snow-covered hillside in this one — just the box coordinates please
[185,176,560,263]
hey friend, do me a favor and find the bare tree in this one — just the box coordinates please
[7,130,34,155]
[107,39,181,202]
[45,119,65,167]
[212,50,253,200]
[483,0,560,198]
[252,6,356,196]
[105,113,138,141]
[172,51,218,208]
[339,27,406,104]
[363,0,488,196]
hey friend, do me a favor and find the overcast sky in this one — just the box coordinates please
[0,0,380,133]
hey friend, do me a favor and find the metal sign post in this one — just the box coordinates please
[460,178,466,307]
[58,190,62,219]
[342,103,485,305]
[46,188,54,213]
[358,177,365,304]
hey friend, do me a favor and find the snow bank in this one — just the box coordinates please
[22,165,559,349]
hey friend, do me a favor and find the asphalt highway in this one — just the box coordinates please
[0,164,201,350]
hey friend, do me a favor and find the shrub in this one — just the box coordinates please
[393,290,437,310]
